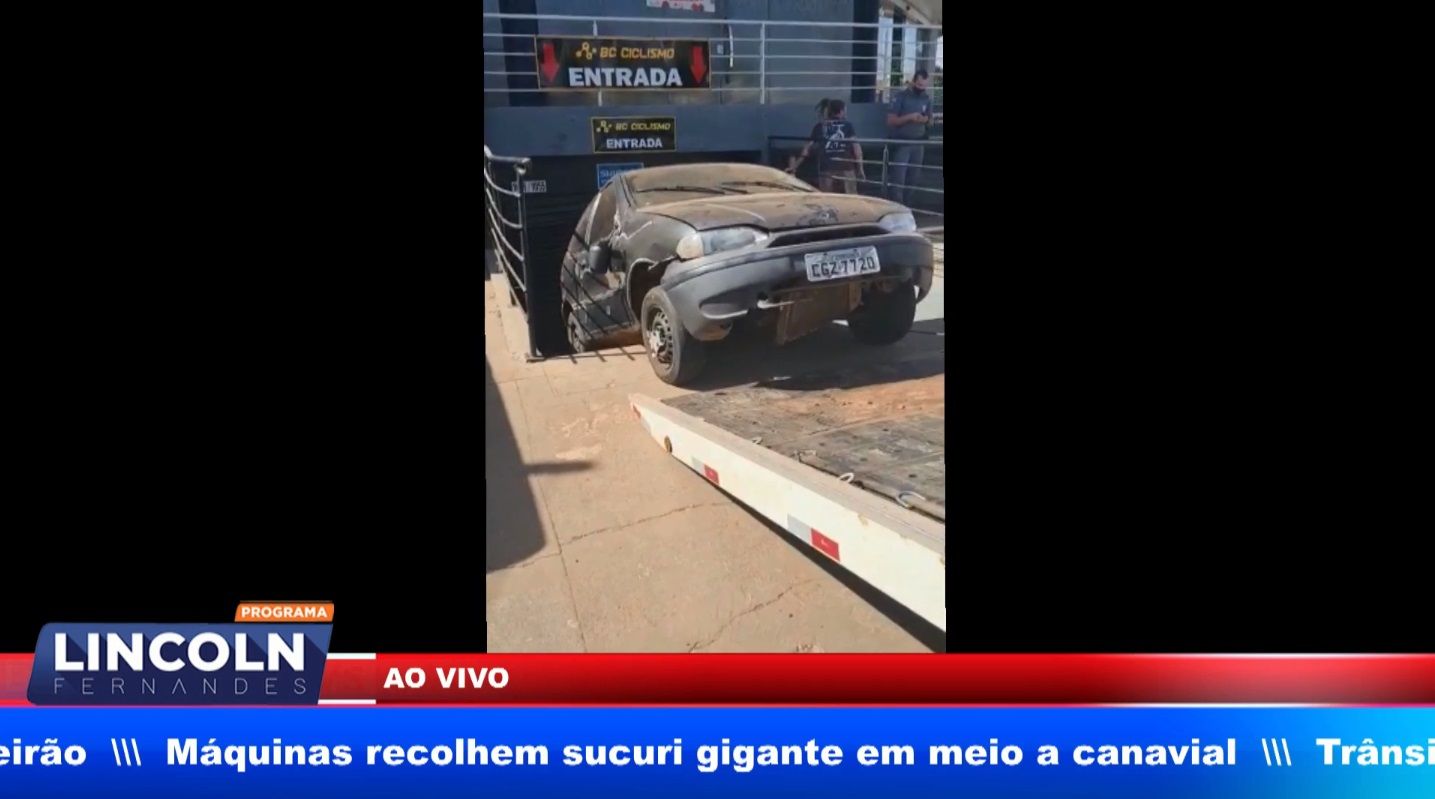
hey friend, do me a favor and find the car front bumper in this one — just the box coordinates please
[660,231,934,340]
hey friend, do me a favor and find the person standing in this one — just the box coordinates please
[884,69,933,206]
[794,99,830,184]
[787,100,865,193]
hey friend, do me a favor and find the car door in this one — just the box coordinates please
[563,182,633,341]
[561,192,599,293]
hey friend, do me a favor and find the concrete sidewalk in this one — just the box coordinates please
[484,270,943,653]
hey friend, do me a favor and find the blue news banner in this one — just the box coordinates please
[0,707,1432,797]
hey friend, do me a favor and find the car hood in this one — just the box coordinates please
[640,192,905,231]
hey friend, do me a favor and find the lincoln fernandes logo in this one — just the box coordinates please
[28,623,332,705]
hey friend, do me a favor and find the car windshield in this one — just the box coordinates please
[718,180,815,193]
[631,185,739,196]
[626,164,813,207]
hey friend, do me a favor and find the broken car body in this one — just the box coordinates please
[560,162,934,384]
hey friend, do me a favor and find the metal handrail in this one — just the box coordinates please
[483,146,539,359]
[483,144,532,169]
[761,54,883,59]
[768,134,943,147]
[488,234,525,293]
[485,199,523,230]
[482,12,940,30]
[483,12,942,106]
[762,70,886,75]
[482,184,527,291]
[484,86,945,94]
[483,167,523,200]
[490,53,943,67]
[761,37,940,46]
[845,176,945,196]
[768,134,943,233]
[485,205,526,262]
[828,156,944,173]
[482,190,524,261]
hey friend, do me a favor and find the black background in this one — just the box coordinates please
[1,10,1426,654]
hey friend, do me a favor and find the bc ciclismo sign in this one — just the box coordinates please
[536,37,710,89]
[591,117,676,153]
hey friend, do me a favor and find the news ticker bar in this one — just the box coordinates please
[4,654,1435,705]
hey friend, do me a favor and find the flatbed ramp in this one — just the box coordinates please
[630,354,946,631]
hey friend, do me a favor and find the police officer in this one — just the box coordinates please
[885,69,933,206]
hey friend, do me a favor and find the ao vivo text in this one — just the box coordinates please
[384,667,509,691]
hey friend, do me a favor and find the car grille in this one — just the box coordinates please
[768,224,888,248]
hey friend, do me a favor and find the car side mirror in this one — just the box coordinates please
[588,242,610,273]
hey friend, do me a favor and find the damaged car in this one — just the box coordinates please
[560,162,934,385]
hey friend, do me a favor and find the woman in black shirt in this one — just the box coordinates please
[786,100,865,194]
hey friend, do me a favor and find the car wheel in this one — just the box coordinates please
[641,287,706,385]
[848,282,916,346]
[567,309,590,354]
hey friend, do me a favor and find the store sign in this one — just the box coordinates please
[597,162,644,188]
[591,117,676,153]
[536,37,710,89]
[508,179,548,194]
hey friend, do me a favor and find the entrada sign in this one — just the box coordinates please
[536,37,710,89]
[591,117,676,153]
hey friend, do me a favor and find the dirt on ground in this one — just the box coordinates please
[775,373,945,426]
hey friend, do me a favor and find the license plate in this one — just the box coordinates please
[804,246,880,282]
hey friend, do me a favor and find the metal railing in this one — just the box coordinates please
[767,135,944,234]
[485,145,637,359]
[483,145,540,359]
[483,11,943,109]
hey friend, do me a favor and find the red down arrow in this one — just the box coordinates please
[690,45,706,84]
[539,42,558,84]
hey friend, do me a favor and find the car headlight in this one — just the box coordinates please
[878,212,917,233]
[675,226,769,260]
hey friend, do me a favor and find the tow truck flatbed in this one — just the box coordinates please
[630,353,946,630]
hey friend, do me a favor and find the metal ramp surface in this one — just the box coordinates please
[662,354,946,522]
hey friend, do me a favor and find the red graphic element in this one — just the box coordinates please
[690,45,706,84]
[3,654,1435,706]
[810,529,841,561]
[702,464,719,484]
[539,42,558,83]
[307,654,1435,706]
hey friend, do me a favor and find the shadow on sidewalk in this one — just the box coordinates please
[485,357,591,574]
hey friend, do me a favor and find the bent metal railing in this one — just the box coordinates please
[485,144,634,360]
[483,145,540,359]
[766,135,943,235]
[482,12,943,112]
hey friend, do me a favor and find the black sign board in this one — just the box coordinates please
[536,37,710,90]
[591,117,677,154]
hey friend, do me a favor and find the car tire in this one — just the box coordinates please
[641,287,706,385]
[848,282,917,346]
[566,309,590,354]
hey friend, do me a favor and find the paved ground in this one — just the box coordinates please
[484,261,945,653]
